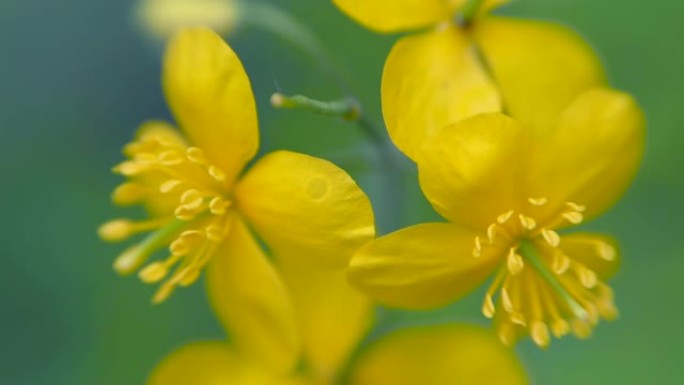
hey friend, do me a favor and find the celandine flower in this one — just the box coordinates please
[348,88,644,348]
[99,27,374,371]
[150,325,526,385]
[333,0,605,159]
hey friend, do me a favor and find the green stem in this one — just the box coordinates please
[518,240,588,319]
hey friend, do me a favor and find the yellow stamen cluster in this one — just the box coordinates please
[473,198,618,348]
[99,127,233,303]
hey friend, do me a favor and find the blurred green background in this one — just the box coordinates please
[1,0,682,383]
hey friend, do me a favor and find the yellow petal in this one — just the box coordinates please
[528,88,645,223]
[163,27,258,186]
[332,0,463,33]
[349,324,529,385]
[205,215,299,373]
[148,341,295,385]
[559,233,621,280]
[348,223,499,309]
[278,258,373,380]
[235,150,375,268]
[382,25,500,160]
[416,113,530,230]
[474,16,605,134]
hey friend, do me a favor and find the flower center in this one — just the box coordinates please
[473,197,618,348]
[99,126,233,303]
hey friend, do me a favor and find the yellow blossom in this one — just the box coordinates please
[99,27,374,371]
[348,88,645,348]
[333,0,605,159]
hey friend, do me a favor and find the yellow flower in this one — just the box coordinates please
[333,0,605,160]
[99,27,375,371]
[136,0,240,39]
[348,88,645,348]
[146,225,526,385]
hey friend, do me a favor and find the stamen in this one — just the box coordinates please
[113,160,147,176]
[206,224,228,242]
[186,147,208,165]
[209,197,230,215]
[486,223,497,244]
[497,210,514,224]
[518,214,537,230]
[578,267,598,288]
[99,219,135,242]
[531,322,550,348]
[507,248,524,275]
[566,202,586,212]
[571,319,592,339]
[473,236,482,258]
[541,228,560,247]
[501,287,514,313]
[562,211,584,224]
[552,253,571,275]
[180,189,203,208]
[208,165,227,182]
[160,180,183,193]
[482,294,496,319]
[158,150,183,165]
[139,262,169,283]
[112,183,145,205]
[598,242,616,261]
[528,197,548,206]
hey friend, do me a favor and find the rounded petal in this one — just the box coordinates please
[559,233,621,280]
[349,324,529,385]
[417,113,530,230]
[528,88,645,222]
[348,223,499,309]
[278,258,373,379]
[163,27,258,186]
[205,215,299,373]
[474,16,605,134]
[332,0,462,33]
[148,341,295,385]
[235,151,375,268]
[382,26,500,160]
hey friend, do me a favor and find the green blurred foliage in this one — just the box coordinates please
[0,0,682,383]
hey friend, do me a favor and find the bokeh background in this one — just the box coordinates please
[1,0,682,383]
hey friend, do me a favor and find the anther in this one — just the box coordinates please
[209,197,230,215]
[552,253,571,275]
[507,249,524,275]
[528,197,548,206]
[208,165,227,182]
[113,245,152,275]
[206,224,227,242]
[112,183,145,205]
[551,318,570,337]
[487,224,497,244]
[531,322,551,348]
[497,210,514,224]
[518,214,537,230]
[541,228,560,247]
[160,180,183,194]
[571,320,592,339]
[98,219,134,242]
[178,268,200,287]
[180,189,203,207]
[139,262,169,283]
[186,147,208,165]
[170,237,191,256]
[482,295,496,318]
[510,312,526,326]
[562,211,584,224]
[113,161,146,176]
[579,267,597,288]
[158,150,183,165]
[566,202,586,212]
[598,242,616,261]
[473,236,482,258]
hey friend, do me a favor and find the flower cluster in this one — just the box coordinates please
[100,0,645,383]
